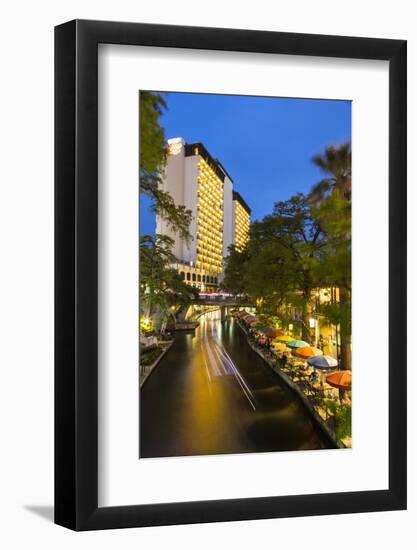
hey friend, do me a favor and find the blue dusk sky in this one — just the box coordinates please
[140,92,351,236]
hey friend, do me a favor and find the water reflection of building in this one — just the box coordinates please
[157,137,251,291]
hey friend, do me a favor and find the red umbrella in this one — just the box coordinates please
[325,370,352,390]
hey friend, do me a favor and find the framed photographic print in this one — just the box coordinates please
[55,20,407,530]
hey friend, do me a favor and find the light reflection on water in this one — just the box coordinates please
[140,309,334,458]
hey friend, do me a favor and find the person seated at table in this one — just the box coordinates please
[310,371,319,384]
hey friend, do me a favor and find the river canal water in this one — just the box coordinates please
[140,310,333,458]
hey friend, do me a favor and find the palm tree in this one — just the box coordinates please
[309,143,351,204]
[310,143,352,372]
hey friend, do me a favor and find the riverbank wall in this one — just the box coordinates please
[140,340,174,388]
[235,318,342,449]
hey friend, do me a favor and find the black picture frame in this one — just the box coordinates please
[55,19,407,531]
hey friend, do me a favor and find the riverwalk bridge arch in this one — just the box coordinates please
[180,296,255,323]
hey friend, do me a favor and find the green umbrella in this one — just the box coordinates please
[286,339,310,349]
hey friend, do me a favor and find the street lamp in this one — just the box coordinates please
[140,316,154,334]
[309,317,319,346]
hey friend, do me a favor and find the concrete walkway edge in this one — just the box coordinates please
[235,319,343,449]
[140,341,174,389]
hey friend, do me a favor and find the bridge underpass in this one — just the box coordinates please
[183,297,255,323]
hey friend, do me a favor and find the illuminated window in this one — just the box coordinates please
[196,155,224,275]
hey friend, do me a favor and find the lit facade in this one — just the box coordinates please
[172,262,219,289]
[232,191,251,251]
[196,153,224,274]
[156,137,250,290]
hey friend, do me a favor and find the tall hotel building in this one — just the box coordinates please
[232,191,251,252]
[156,137,251,291]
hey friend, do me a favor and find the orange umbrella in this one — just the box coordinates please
[325,370,352,390]
[295,346,323,359]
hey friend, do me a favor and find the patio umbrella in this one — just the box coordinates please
[246,317,259,325]
[325,370,352,390]
[307,355,338,370]
[275,334,294,343]
[286,339,310,349]
[295,346,323,359]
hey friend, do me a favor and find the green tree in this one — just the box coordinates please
[258,195,324,339]
[139,91,192,242]
[310,143,352,370]
[221,245,250,296]
[223,194,324,339]
[140,234,197,332]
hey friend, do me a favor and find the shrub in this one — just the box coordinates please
[140,347,163,367]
